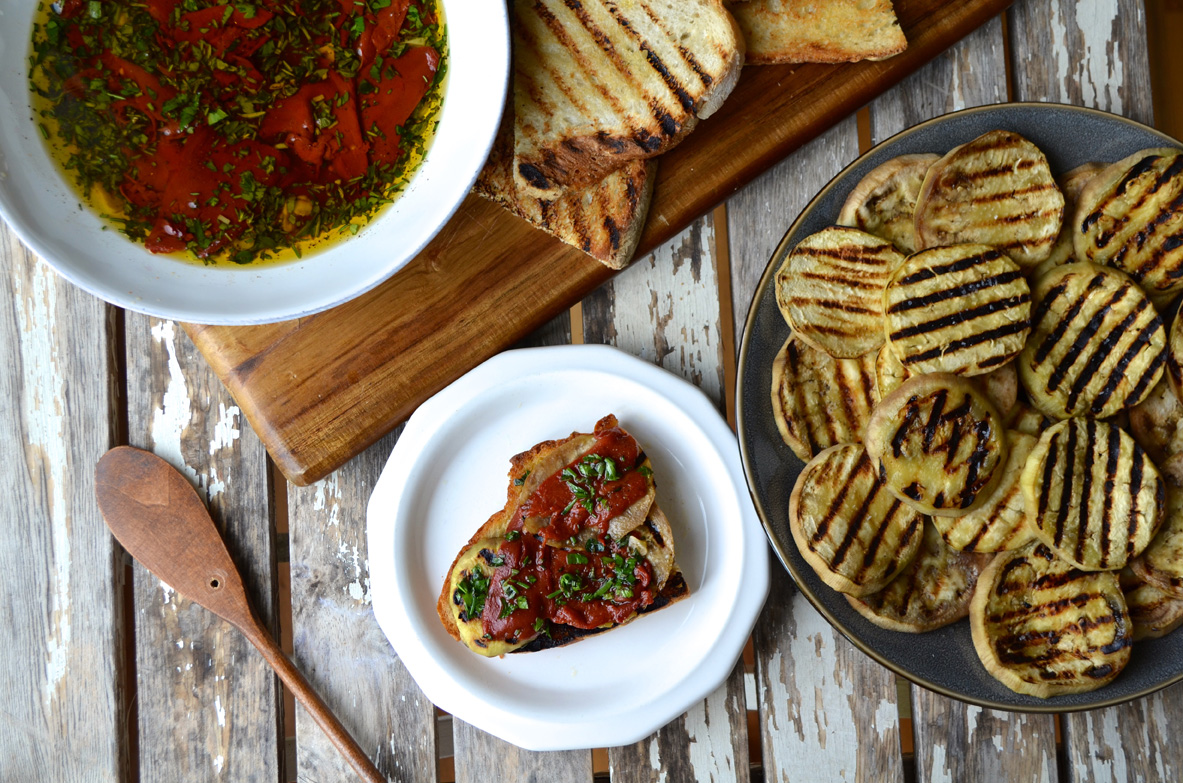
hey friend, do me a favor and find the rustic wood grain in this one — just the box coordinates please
[1008,0,1155,126]
[1007,2,1183,780]
[185,0,1014,489]
[583,217,750,782]
[865,14,1061,781]
[727,115,905,781]
[287,423,439,783]
[453,719,593,783]
[124,315,281,783]
[0,226,127,782]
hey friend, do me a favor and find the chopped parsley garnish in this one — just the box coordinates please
[455,566,490,622]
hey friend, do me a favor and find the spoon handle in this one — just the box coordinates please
[242,622,387,783]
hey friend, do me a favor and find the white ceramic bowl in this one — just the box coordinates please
[0,1,508,324]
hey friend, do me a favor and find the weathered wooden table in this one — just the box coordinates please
[4,1,1179,780]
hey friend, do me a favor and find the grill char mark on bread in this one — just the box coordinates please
[511,0,743,198]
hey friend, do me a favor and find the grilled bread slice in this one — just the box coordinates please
[438,415,688,657]
[847,520,991,632]
[474,113,656,269]
[1031,162,1106,280]
[511,0,744,198]
[1074,147,1183,297]
[1119,567,1183,641]
[730,0,906,65]
[1019,263,1166,419]
[1021,418,1164,572]
[775,226,906,358]
[883,245,1032,376]
[865,374,1007,517]
[932,431,1038,553]
[970,542,1132,698]
[1129,379,1183,463]
[914,130,1064,268]
[771,335,878,461]
[1130,452,1183,599]
[838,154,939,254]
[876,344,1018,416]
[789,443,925,597]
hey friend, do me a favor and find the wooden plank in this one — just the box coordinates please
[453,719,593,783]
[184,0,1014,489]
[287,424,439,782]
[0,227,127,780]
[1006,2,1182,780]
[124,315,281,782]
[582,217,750,782]
[864,14,1061,781]
[727,117,905,782]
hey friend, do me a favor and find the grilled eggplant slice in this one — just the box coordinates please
[1031,162,1106,280]
[837,153,940,254]
[1074,147,1183,297]
[884,244,1031,376]
[1120,567,1183,641]
[775,226,906,358]
[789,443,925,596]
[771,335,879,461]
[970,542,1132,698]
[1021,418,1164,571]
[914,130,1065,268]
[866,373,1007,516]
[1128,378,1183,463]
[1130,452,1183,599]
[933,431,1038,553]
[876,345,1017,415]
[847,520,991,632]
[1019,263,1166,419]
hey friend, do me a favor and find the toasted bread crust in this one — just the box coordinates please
[732,0,906,65]
[475,112,656,269]
[511,0,744,197]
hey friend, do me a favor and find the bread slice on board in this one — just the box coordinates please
[475,113,656,269]
[730,0,907,65]
[511,0,743,198]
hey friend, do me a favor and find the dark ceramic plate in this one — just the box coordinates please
[736,103,1183,711]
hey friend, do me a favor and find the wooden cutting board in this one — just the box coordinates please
[187,0,1014,486]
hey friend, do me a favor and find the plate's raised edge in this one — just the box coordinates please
[734,101,1183,714]
[366,344,770,750]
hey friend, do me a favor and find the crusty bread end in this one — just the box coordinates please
[731,0,907,65]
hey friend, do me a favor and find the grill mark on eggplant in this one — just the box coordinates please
[1054,422,1079,549]
[961,420,993,508]
[789,298,876,314]
[798,271,881,289]
[922,389,948,452]
[892,398,920,457]
[801,246,897,264]
[1127,349,1166,405]
[1080,419,1098,567]
[1101,422,1119,565]
[1038,431,1060,521]
[902,319,1030,365]
[811,460,855,545]
[1045,286,1129,393]
[896,251,1004,285]
[890,295,1029,341]
[1090,316,1165,412]
[1064,296,1149,411]
[1128,446,1145,560]
[1033,275,1107,364]
[886,270,1024,313]
[829,473,880,571]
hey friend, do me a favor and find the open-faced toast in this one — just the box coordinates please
[437,415,689,656]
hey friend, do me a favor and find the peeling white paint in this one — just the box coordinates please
[313,472,343,527]
[17,261,72,704]
[648,738,668,783]
[928,743,953,783]
[205,404,240,498]
[215,694,226,727]
[1074,0,1124,114]
[872,698,896,742]
[213,754,225,774]
[684,682,735,782]
[149,320,199,486]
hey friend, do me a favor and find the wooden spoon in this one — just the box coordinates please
[95,445,386,783]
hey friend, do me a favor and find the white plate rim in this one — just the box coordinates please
[366,344,770,750]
